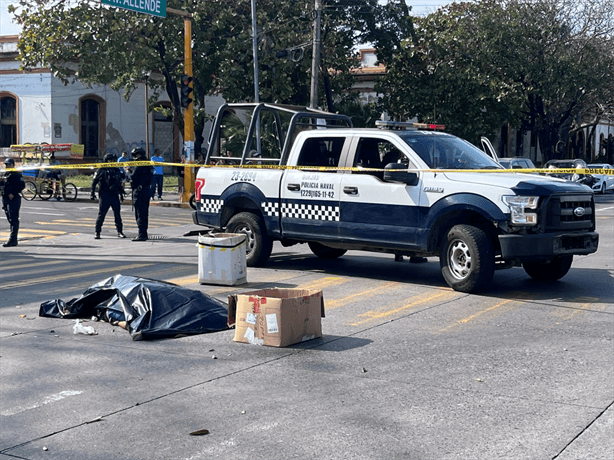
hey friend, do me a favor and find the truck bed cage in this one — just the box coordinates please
[205,103,352,166]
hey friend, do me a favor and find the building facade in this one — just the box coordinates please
[0,34,224,166]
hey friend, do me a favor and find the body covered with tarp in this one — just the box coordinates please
[40,275,228,340]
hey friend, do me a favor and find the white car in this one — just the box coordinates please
[587,163,614,194]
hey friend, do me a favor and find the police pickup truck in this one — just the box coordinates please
[192,103,598,293]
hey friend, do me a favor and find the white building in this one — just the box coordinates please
[1,3,224,166]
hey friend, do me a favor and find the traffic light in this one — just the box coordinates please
[180,74,193,108]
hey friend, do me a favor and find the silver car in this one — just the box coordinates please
[587,163,614,194]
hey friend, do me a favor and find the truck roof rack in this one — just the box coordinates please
[375,120,446,131]
[206,103,352,166]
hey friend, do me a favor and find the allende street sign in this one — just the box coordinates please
[102,0,167,18]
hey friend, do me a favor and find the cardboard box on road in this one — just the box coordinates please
[228,288,325,347]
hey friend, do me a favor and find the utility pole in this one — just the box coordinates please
[310,0,322,109]
[168,7,194,201]
[251,0,259,103]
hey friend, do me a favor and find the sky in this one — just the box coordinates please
[408,1,456,16]
[1,1,455,36]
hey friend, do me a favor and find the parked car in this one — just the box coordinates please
[587,163,614,194]
[498,157,536,169]
[544,159,597,188]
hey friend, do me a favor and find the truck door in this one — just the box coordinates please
[338,136,424,249]
[480,136,499,163]
[279,136,348,241]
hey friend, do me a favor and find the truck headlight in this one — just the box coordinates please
[502,196,539,225]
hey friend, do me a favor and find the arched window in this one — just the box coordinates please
[0,94,17,148]
[80,95,106,158]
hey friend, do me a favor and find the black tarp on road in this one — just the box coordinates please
[40,274,229,340]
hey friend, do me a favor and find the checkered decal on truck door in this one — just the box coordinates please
[282,203,340,221]
[201,198,224,214]
[262,202,280,217]
[263,201,340,221]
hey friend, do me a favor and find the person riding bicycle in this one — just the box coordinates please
[46,153,65,201]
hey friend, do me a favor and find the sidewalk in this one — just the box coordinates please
[75,188,191,209]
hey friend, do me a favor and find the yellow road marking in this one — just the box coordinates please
[16,228,66,234]
[326,281,399,311]
[350,290,457,326]
[166,275,199,286]
[438,299,514,332]
[1,263,153,290]
[562,303,592,321]
[1,232,66,240]
[297,277,347,291]
[35,222,96,226]
[51,219,95,223]
[0,259,70,272]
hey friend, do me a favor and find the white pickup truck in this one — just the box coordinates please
[192,103,598,293]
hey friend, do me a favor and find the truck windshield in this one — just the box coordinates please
[399,133,502,170]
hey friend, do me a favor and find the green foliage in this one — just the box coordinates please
[378,0,614,157]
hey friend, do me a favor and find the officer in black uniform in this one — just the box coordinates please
[91,153,126,239]
[129,148,153,241]
[2,158,25,247]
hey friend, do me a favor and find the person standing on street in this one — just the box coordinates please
[130,148,153,241]
[1,158,25,247]
[117,150,130,186]
[90,153,126,239]
[150,148,165,200]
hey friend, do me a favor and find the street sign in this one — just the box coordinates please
[101,0,167,18]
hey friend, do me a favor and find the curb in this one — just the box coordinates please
[52,189,191,209]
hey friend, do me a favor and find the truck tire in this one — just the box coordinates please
[308,242,347,260]
[522,255,573,281]
[227,212,272,267]
[440,224,495,293]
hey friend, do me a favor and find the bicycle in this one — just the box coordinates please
[21,179,39,201]
[38,179,78,202]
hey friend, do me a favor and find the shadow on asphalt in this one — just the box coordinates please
[288,334,373,351]
[262,251,613,305]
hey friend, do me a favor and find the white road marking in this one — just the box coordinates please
[1,390,83,416]
[21,211,65,216]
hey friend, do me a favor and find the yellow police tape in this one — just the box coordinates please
[196,243,245,251]
[3,161,613,175]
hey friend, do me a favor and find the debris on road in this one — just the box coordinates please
[40,274,229,340]
[73,319,97,335]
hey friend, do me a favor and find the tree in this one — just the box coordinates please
[377,1,520,144]
[377,0,614,159]
[10,1,409,154]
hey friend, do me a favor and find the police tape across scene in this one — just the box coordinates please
[3,161,614,176]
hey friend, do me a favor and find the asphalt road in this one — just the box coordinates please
[1,193,613,460]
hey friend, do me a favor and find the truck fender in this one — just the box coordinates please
[424,193,507,252]
[219,183,279,235]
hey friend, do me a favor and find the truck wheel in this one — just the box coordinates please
[308,242,347,259]
[440,224,495,293]
[227,212,272,267]
[523,255,573,281]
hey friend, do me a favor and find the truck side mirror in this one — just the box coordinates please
[383,163,419,185]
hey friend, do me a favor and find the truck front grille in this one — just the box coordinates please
[543,194,594,232]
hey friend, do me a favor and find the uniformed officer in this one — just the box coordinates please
[2,158,25,247]
[90,153,126,239]
[129,148,153,241]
